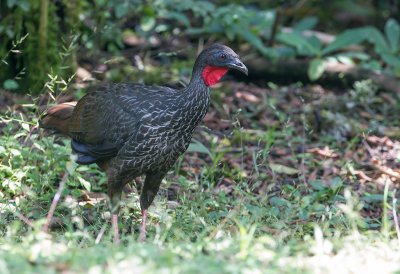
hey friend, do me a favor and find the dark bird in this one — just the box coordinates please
[40,44,248,242]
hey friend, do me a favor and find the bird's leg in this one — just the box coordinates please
[112,214,120,244]
[107,177,124,244]
[139,172,165,241]
[110,194,121,244]
[139,209,148,242]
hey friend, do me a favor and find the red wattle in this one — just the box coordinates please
[202,66,229,86]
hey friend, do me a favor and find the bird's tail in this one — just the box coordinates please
[39,102,77,136]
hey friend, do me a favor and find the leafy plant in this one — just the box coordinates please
[187,138,231,185]
[278,17,400,80]
[0,0,82,93]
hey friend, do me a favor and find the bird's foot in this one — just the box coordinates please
[112,214,120,245]
[138,209,147,242]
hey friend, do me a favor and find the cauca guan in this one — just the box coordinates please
[40,44,248,242]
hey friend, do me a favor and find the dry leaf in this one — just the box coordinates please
[307,146,339,158]
[235,91,261,103]
[269,163,300,175]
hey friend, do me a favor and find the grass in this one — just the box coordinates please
[0,188,399,273]
[1,71,400,272]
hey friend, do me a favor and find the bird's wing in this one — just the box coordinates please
[40,102,77,136]
[68,83,176,163]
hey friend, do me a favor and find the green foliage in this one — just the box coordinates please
[3,79,19,90]
[0,117,398,271]
[184,2,278,59]
[2,2,400,271]
[2,0,400,93]
[188,137,232,184]
[137,2,400,81]
[326,22,400,70]
[307,58,325,81]
[0,0,81,93]
[1,75,400,271]
[78,0,143,52]
[279,17,400,80]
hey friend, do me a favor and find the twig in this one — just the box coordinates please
[43,170,69,233]
[372,164,400,181]
[11,208,35,229]
[392,191,400,249]
[354,170,373,181]
[363,139,400,181]
[22,125,37,146]
[268,6,281,47]
[95,224,107,244]
[300,115,307,185]
[362,140,375,158]
[1,194,35,228]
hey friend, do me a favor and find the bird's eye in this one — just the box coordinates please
[219,53,227,61]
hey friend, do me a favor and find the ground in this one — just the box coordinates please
[0,45,400,272]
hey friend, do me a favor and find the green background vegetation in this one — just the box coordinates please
[1,0,400,272]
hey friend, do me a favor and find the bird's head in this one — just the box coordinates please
[195,44,248,86]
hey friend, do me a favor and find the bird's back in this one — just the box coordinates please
[69,83,175,144]
[68,82,205,173]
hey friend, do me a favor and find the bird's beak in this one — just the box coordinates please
[229,58,248,76]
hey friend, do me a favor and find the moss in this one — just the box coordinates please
[0,0,81,94]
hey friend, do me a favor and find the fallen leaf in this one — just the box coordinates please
[381,93,395,104]
[366,135,394,147]
[360,111,373,119]
[269,163,300,175]
[308,168,318,181]
[354,170,372,181]
[235,91,261,103]
[371,163,400,181]
[307,146,339,158]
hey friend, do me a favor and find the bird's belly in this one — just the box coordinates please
[150,134,190,169]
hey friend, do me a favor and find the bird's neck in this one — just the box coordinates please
[176,66,211,129]
[183,65,210,101]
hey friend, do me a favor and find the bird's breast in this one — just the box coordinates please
[114,91,210,174]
